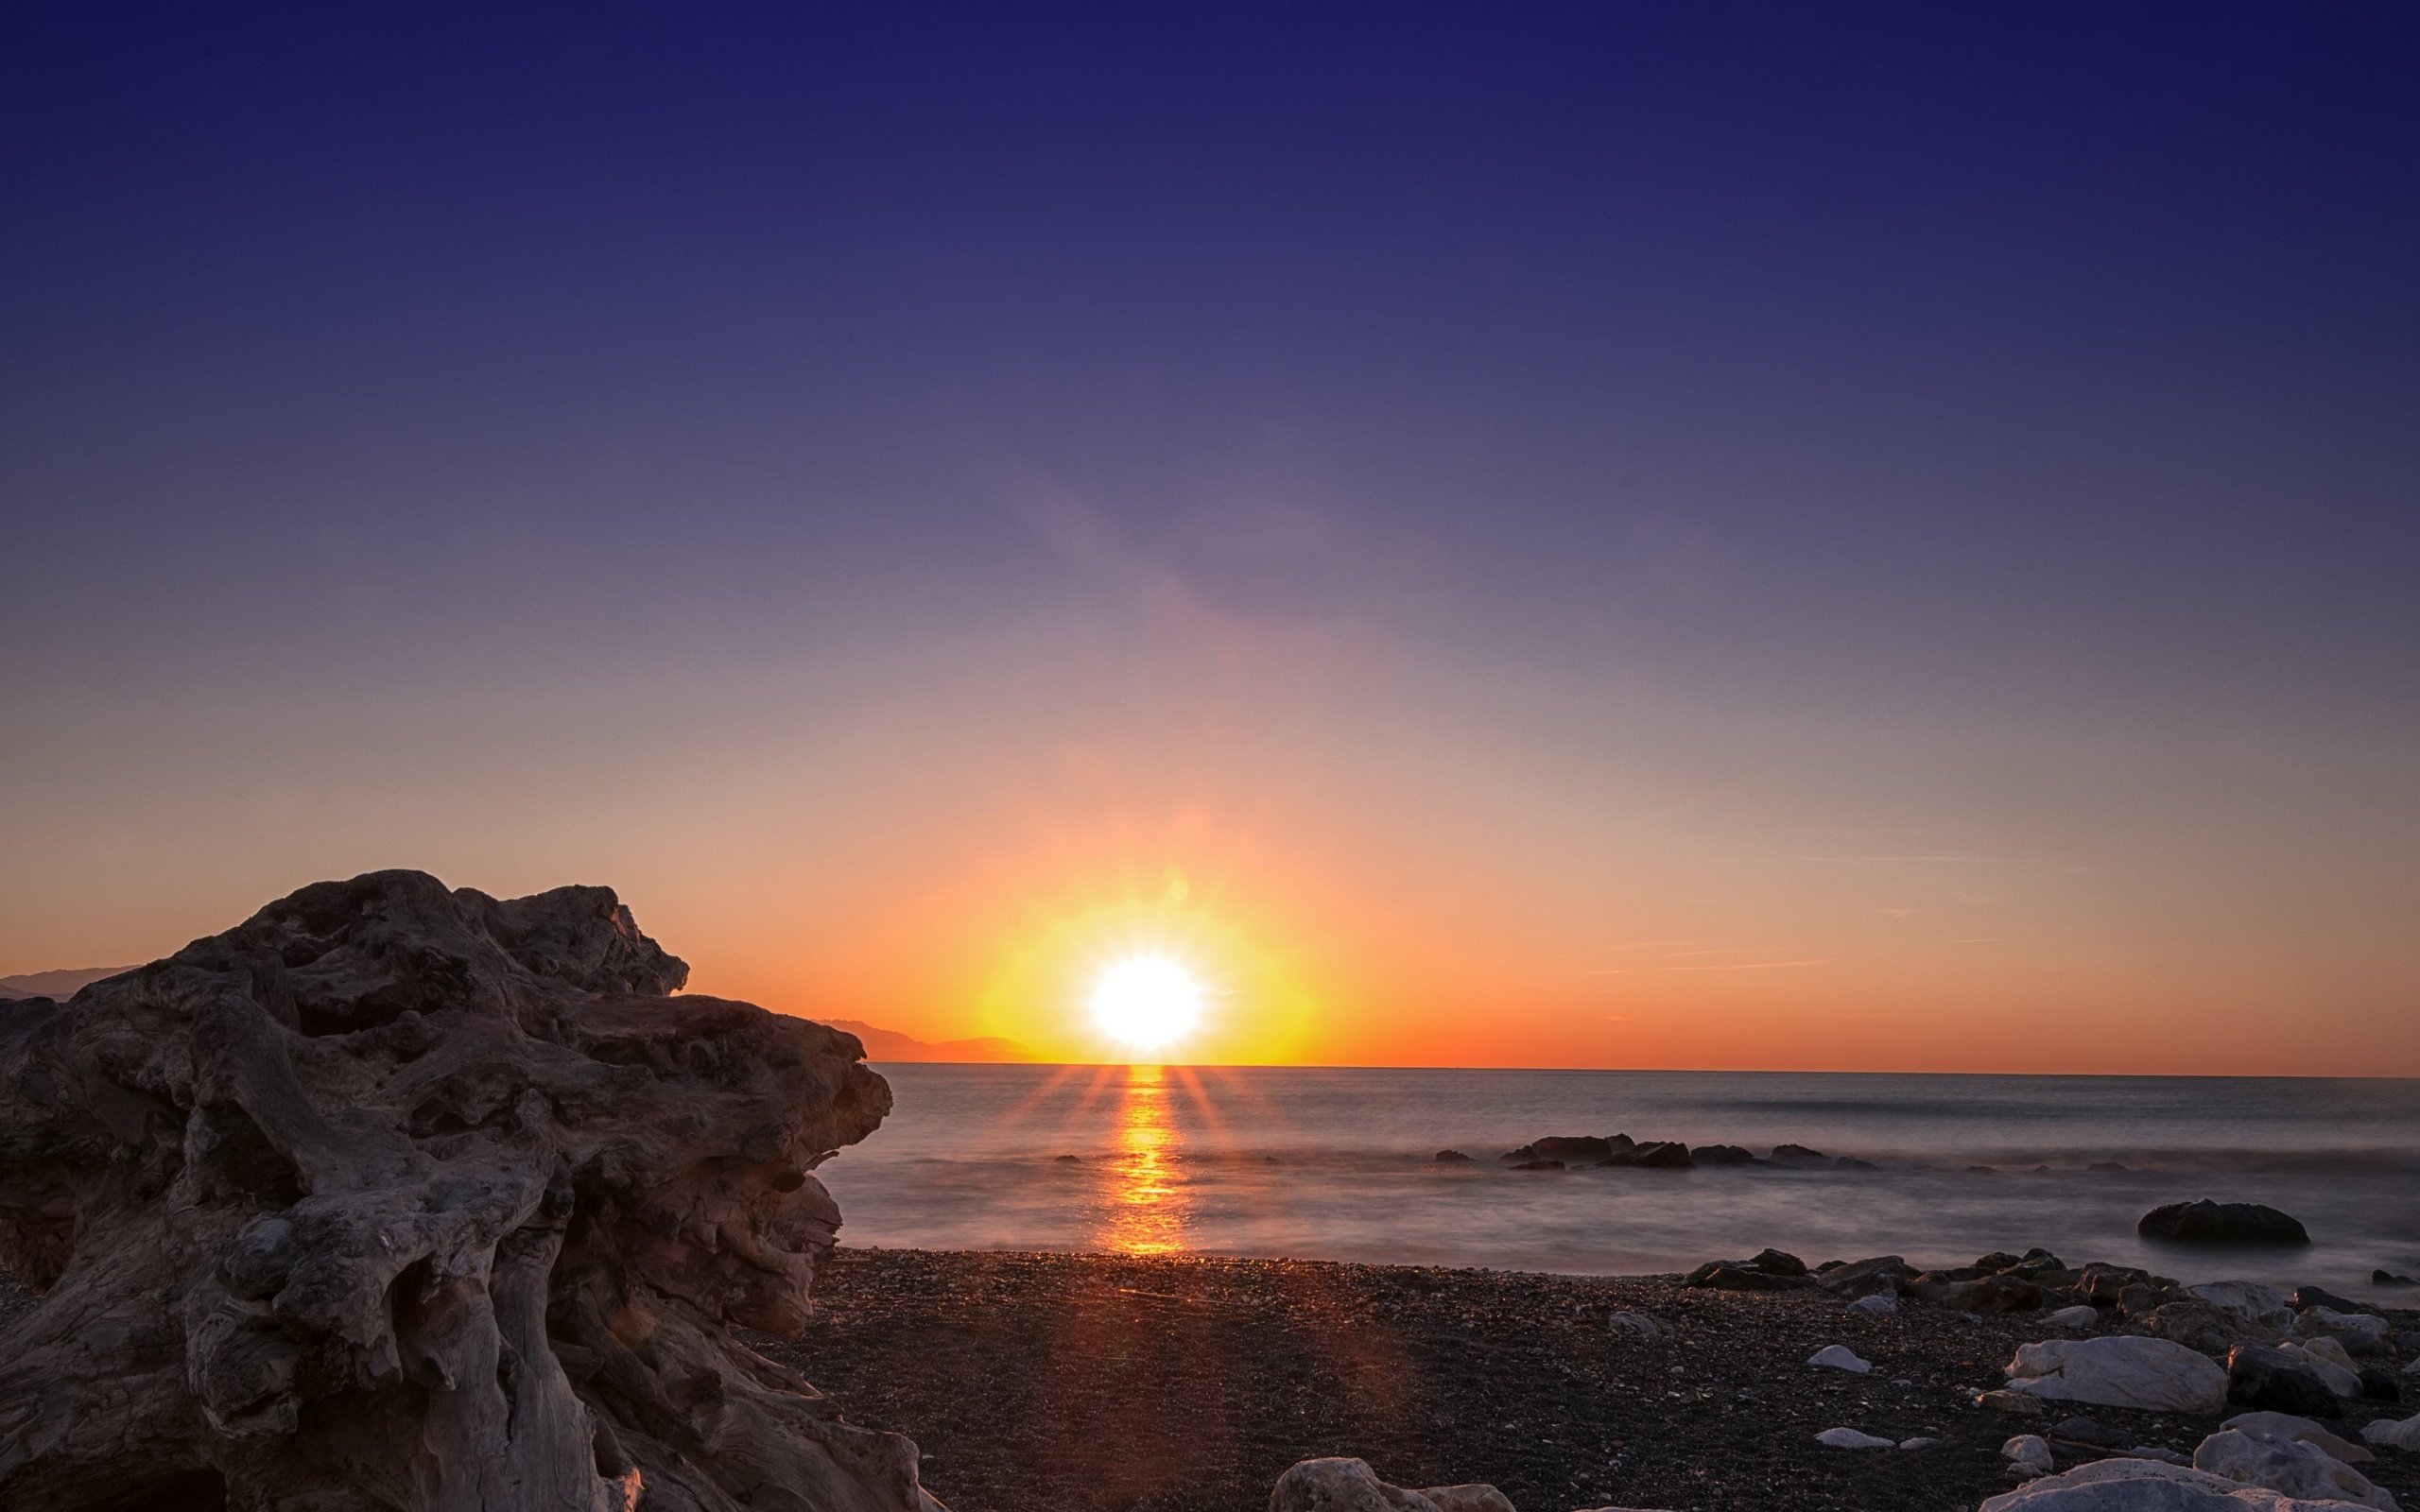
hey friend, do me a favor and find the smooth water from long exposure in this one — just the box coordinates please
[818,1065,2420,1293]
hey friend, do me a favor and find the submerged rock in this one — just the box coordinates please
[1432,1149,1475,1163]
[2137,1200,2311,1246]
[0,870,934,1512]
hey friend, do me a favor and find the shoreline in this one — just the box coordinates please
[7,1246,2414,1511]
[755,1246,2420,1512]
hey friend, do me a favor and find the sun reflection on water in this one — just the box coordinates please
[1098,1063,1190,1254]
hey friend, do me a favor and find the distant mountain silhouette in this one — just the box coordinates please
[0,965,133,1000]
[821,1019,1034,1063]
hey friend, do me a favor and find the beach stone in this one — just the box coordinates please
[2221,1413,2375,1465]
[1682,1249,1812,1291]
[1808,1344,1872,1373]
[1818,1255,1912,1299]
[2078,1263,2161,1305]
[2006,1336,2230,1414]
[1816,1427,1896,1449]
[1924,1273,2048,1313]
[2293,1309,2392,1357]
[0,869,929,1512]
[2191,1429,2398,1509]
[2044,1305,2101,1331]
[2144,1299,2274,1354]
[1270,1457,1443,1512]
[1851,1292,1901,1317]
[2139,1201,2311,1246]
[1607,1311,1664,1338]
[2006,1435,2058,1474]
[2190,1281,2296,1330]
[1900,1436,1943,1450]
[2362,1415,2420,1452]
[2229,1345,2347,1418]
[2287,1338,2364,1396]
[1413,1486,1515,1512]
[1978,1455,2372,1509]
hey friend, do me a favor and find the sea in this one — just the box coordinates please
[817,1065,2420,1295]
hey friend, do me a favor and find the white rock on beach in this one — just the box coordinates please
[2292,1309,2391,1358]
[2278,1340,2363,1398]
[1816,1427,1896,1449]
[1899,1436,1943,1450]
[2192,1430,2398,1511]
[2004,1435,2055,1477]
[1850,1292,1899,1316]
[1807,1344,1872,1373]
[1608,1312,1665,1339]
[2223,1412,2377,1465]
[2189,1281,2293,1330]
[2041,1305,2100,1332]
[1979,1456,2385,1510]
[2363,1415,2420,1452]
[2004,1336,2229,1415]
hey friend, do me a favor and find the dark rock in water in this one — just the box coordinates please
[2291,1284,2373,1315]
[1433,1149,1475,1163]
[1771,1143,1828,1167]
[2359,1366,2403,1402]
[1056,1153,1082,1161]
[1916,1273,2045,1313]
[2137,1199,2309,1246]
[1689,1143,1757,1165]
[1817,1255,1911,1299]
[2373,1269,2416,1286]
[2226,1343,2343,1418]
[1530,1136,1616,1162]
[1967,1164,1999,1175]
[1833,1155,1879,1171]
[2086,1161,2128,1173]
[1512,1159,1565,1171]
[1628,1141,1695,1169]
[0,869,931,1512]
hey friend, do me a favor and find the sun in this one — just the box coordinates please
[1089,954,1205,1056]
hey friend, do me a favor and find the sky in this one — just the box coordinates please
[2,4,2415,1074]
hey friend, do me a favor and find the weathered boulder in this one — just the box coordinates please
[1269,1457,1443,1512]
[2005,1336,2230,1414]
[1413,1487,1514,1512]
[2221,1414,2375,1466]
[2190,1281,2296,1331]
[1920,1272,2047,1313]
[2191,1430,2397,1510]
[0,870,936,1512]
[2144,1299,2278,1354]
[2363,1415,2420,1452]
[1682,1247,1812,1291]
[2229,1344,2346,1418]
[2293,1287,2372,1316]
[2292,1309,2391,1358]
[2138,1201,2310,1246]
[2284,1339,2366,1398]
[1806,1344,1871,1373]
[1815,1427,1895,1449]
[1980,1456,2380,1509]
[1815,1255,1911,1300]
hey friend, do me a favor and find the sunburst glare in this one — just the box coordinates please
[1089,954,1205,1056]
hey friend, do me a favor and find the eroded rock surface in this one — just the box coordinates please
[0,869,936,1512]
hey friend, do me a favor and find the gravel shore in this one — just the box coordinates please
[752,1247,2420,1512]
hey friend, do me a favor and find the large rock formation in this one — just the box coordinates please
[0,870,939,1512]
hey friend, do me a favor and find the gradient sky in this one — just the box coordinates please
[4,5,2416,1073]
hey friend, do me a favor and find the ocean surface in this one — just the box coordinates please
[817,1065,2420,1294]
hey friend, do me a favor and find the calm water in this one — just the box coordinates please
[818,1065,2420,1293]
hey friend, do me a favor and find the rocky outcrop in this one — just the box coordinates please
[0,870,935,1512]
[2139,1200,2311,1246]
